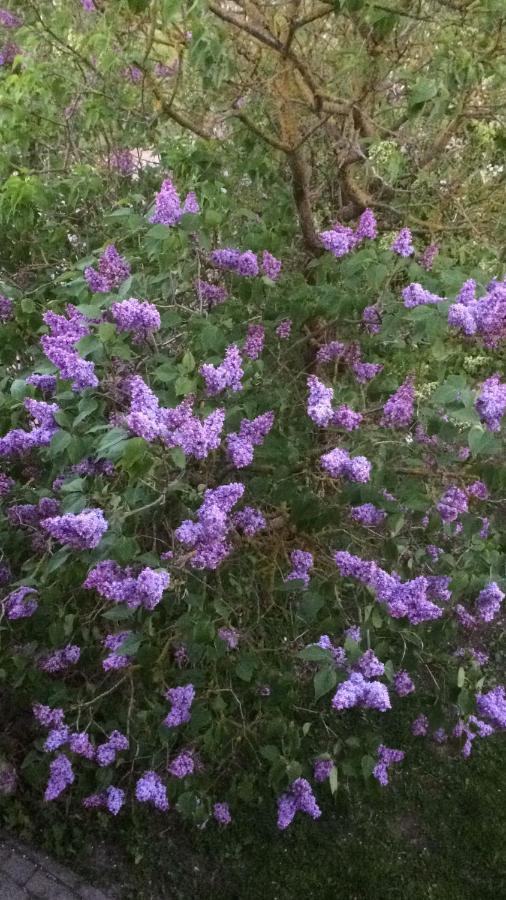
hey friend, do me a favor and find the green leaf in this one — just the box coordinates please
[235,658,255,682]
[314,665,338,701]
[329,765,338,795]
[298,645,333,662]
[457,666,466,688]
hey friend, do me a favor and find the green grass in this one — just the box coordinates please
[5,737,504,900]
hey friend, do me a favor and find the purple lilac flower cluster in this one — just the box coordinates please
[218,627,240,649]
[195,280,228,307]
[0,294,13,321]
[350,503,386,527]
[149,177,199,227]
[123,375,225,459]
[448,277,506,346]
[175,483,252,569]
[362,305,381,334]
[321,448,371,483]
[135,771,169,810]
[475,374,506,431]
[102,632,134,671]
[110,298,161,342]
[453,716,494,758]
[243,324,265,360]
[277,778,321,829]
[419,243,439,270]
[83,786,125,815]
[0,9,22,27]
[402,283,444,308]
[319,208,377,258]
[276,319,292,339]
[164,684,195,728]
[53,457,114,491]
[84,561,170,610]
[284,550,313,588]
[334,551,447,624]
[476,686,506,729]
[232,506,266,536]
[25,373,57,395]
[213,802,232,824]
[391,228,415,257]
[110,149,134,176]
[168,749,198,778]
[226,412,274,468]
[200,345,244,396]
[0,41,20,66]
[211,247,282,280]
[455,582,504,629]
[381,377,415,428]
[84,244,130,294]
[0,398,60,456]
[39,644,80,673]
[2,586,38,620]
[41,304,98,391]
[313,759,334,782]
[372,745,405,785]
[41,508,108,550]
[332,672,391,712]
[393,670,415,696]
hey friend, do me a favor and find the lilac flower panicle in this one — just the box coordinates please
[40,644,80,673]
[262,251,282,281]
[307,376,334,426]
[168,750,196,779]
[475,375,506,431]
[200,345,243,396]
[232,506,266,536]
[33,704,65,728]
[316,341,345,365]
[355,208,377,241]
[362,305,381,334]
[350,503,385,527]
[41,508,108,550]
[44,755,74,802]
[475,582,504,624]
[276,318,292,339]
[277,778,321,830]
[331,404,363,431]
[111,298,161,341]
[284,550,313,588]
[331,672,390,713]
[352,361,383,383]
[149,177,199,227]
[313,759,334,782]
[68,732,94,759]
[411,714,429,736]
[3,585,38,620]
[357,649,384,678]
[402,283,444,309]
[243,324,265,360]
[213,802,232,825]
[437,487,468,523]
[391,228,414,257]
[135,771,169,811]
[164,684,195,728]
[196,280,228,307]
[394,670,415,696]
[319,227,354,258]
[218,627,240,650]
[0,294,13,321]
[373,744,405,786]
[419,243,439,270]
[381,377,415,428]
[477,686,506,729]
[321,448,371,483]
[237,251,259,277]
[0,9,23,27]
[84,244,130,294]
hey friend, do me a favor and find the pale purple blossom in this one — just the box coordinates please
[164,684,195,728]
[391,228,414,257]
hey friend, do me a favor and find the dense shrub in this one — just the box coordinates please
[1,179,505,830]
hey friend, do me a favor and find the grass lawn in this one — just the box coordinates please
[6,736,503,899]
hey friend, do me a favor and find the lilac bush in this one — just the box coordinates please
[1,180,505,837]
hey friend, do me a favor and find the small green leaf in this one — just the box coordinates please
[314,665,338,701]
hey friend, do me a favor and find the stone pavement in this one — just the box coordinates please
[0,833,114,900]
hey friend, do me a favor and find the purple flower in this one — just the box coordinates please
[83,786,125,815]
[39,644,80,673]
[175,483,245,570]
[102,631,134,671]
[3,586,38,620]
[200,345,243,396]
[26,374,57,394]
[381,377,415,428]
[319,227,355,258]
[432,728,447,744]
[357,649,384,678]
[111,298,161,341]
[476,374,506,431]
[210,248,242,271]
[321,448,371,483]
[352,361,383,383]
[277,778,321,829]
[237,251,259,277]
[0,9,22,27]
[316,341,345,365]
[419,243,439,271]
[344,625,361,642]
[372,744,404,786]
[276,319,292,339]
[475,582,504,624]
[84,562,169,611]
[218,627,240,650]
[164,684,195,728]
[41,508,108,550]
[437,487,468,523]
[394,670,415,696]
[350,503,385,527]
[391,228,414,257]
[0,398,60,456]
[355,208,377,241]
[362,305,381,334]
[196,280,228,307]
[284,550,313,588]
[402,283,444,308]
[0,41,20,66]
[135,771,169,811]
[81,0,97,10]
[168,750,196,779]
[68,732,94,759]
[110,149,134,176]
[226,412,274,469]
[456,279,477,306]
[96,731,129,767]
[307,376,334,427]
[411,714,429,736]
[149,177,199,227]
[476,686,506,729]
[313,759,334,782]
[331,404,363,431]
[33,704,65,729]
[213,802,232,825]
[154,60,179,78]
[43,726,70,752]
[243,324,265,360]
[262,251,282,281]
[0,294,13,321]
[84,244,130,294]
[331,672,391,712]
[232,506,266,536]
[467,480,488,501]
[44,754,74,802]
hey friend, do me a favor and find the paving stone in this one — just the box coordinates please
[24,870,59,898]
[0,875,29,900]
[78,888,110,900]
[2,850,37,885]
